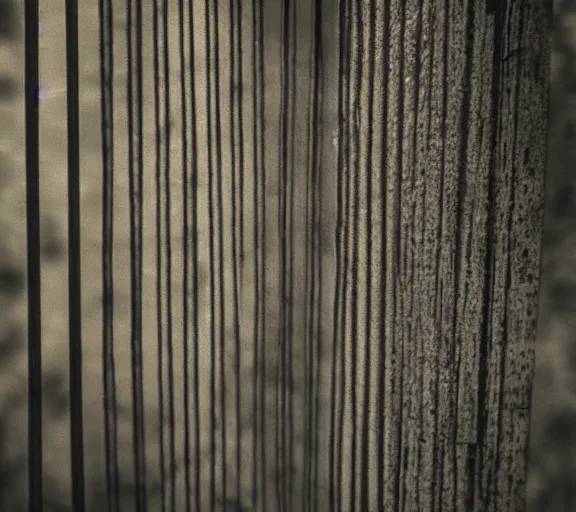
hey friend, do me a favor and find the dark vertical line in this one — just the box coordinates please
[393,3,407,510]
[312,178,323,512]
[337,0,352,508]
[451,0,470,462]
[376,0,390,507]
[250,0,267,507]
[303,100,312,512]
[99,0,120,507]
[235,0,247,503]
[348,1,363,508]
[275,0,297,506]
[126,0,148,507]
[204,1,217,507]
[186,0,201,508]
[178,0,191,507]
[360,1,375,509]
[250,0,260,506]
[257,0,268,507]
[329,0,347,508]
[286,4,297,510]
[411,5,424,509]
[135,0,146,505]
[278,0,289,507]
[477,109,496,508]
[25,0,42,508]
[311,2,323,509]
[423,18,438,512]
[338,81,351,512]
[279,0,297,508]
[410,0,429,507]
[480,2,505,508]
[65,0,85,507]
[212,2,228,506]
[304,0,324,507]
[228,0,242,505]
[236,0,246,270]
[431,5,443,319]
[161,0,177,508]
[303,3,316,507]
[376,0,389,506]
[152,0,166,508]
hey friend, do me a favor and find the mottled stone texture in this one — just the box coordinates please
[328,1,549,511]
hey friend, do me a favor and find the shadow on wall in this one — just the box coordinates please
[0,0,24,507]
[0,0,19,42]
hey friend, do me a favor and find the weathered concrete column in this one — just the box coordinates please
[325,1,551,511]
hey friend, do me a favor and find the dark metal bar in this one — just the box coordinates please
[65,0,86,507]
[24,0,42,508]
[99,0,120,505]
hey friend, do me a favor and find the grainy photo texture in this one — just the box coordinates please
[0,0,565,511]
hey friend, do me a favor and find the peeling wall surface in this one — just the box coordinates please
[0,0,571,511]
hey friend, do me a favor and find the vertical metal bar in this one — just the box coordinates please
[99,0,120,505]
[65,0,86,507]
[178,0,192,507]
[24,0,42,508]
[185,0,201,507]
[127,0,147,505]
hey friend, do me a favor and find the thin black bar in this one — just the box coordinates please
[185,0,201,507]
[177,0,192,507]
[161,0,177,506]
[99,0,120,506]
[126,0,148,504]
[24,0,43,508]
[65,0,86,507]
